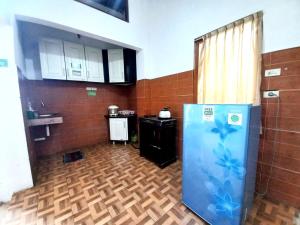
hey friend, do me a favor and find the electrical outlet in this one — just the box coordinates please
[265,68,281,77]
[263,90,279,98]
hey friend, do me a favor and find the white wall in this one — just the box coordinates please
[3,0,300,79]
[11,0,147,48]
[7,0,150,79]
[0,22,33,202]
[0,0,151,201]
[144,0,300,78]
[0,0,153,201]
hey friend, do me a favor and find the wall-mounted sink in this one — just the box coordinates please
[27,114,63,141]
[39,113,58,118]
[28,114,63,127]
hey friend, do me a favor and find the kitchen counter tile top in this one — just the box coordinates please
[28,115,63,127]
[104,114,137,119]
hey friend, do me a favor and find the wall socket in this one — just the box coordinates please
[265,68,281,77]
[263,90,279,98]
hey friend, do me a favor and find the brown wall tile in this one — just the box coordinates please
[18,75,38,182]
[268,76,300,89]
[131,71,193,157]
[266,61,300,76]
[270,47,300,64]
[21,80,133,157]
[259,46,300,207]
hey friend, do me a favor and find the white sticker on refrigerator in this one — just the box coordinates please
[228,113,242,126]
[203,106,214,122]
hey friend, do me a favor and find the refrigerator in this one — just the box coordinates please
[182,104,261,225]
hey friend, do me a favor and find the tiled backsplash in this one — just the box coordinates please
[258,47,300,207]
[129,71,194,158]
[20,80,131,156]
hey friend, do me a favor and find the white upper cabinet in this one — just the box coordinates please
[37,38,135,83]
[39,38,66,80]
[85,46,104,83]
[64,41,87,81]
[108,49,125,83]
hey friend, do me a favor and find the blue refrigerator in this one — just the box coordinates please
[182,104,261,225]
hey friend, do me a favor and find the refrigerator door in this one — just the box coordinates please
[182,104,251,225]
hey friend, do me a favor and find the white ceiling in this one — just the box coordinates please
[18,21,123,49]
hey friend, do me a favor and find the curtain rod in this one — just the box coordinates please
[194,11,263,42]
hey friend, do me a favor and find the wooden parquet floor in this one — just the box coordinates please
[1,144,298,225]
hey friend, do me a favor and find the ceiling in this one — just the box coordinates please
[18,21,122,49]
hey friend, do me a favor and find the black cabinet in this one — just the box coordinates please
[102,48,136,84]
[123,49,137,83]
[139,117,177,168]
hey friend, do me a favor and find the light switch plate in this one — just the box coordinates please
[263,90,279,98]
[265,68,281,77]
[0,59,8,67]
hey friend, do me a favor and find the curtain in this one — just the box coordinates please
[197,13,262,105]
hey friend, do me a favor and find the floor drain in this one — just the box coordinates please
[63,150,84,163]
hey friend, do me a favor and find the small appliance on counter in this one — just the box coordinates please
[108,105,119,117]
[158,107,171,119]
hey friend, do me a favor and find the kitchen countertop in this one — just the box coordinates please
[27,114,63,127]
[139,116,176,122]
[139,116,177,126]
[104,114,137,119]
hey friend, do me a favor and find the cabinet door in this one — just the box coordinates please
[64,42,87,81]
[85,46,104,82]
[123,49,137,83]
[107,49,124,83]
[109,118,128,141]
[39,38,66,80]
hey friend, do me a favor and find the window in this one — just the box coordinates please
[75,0,129,22]
[194,12,263,105]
